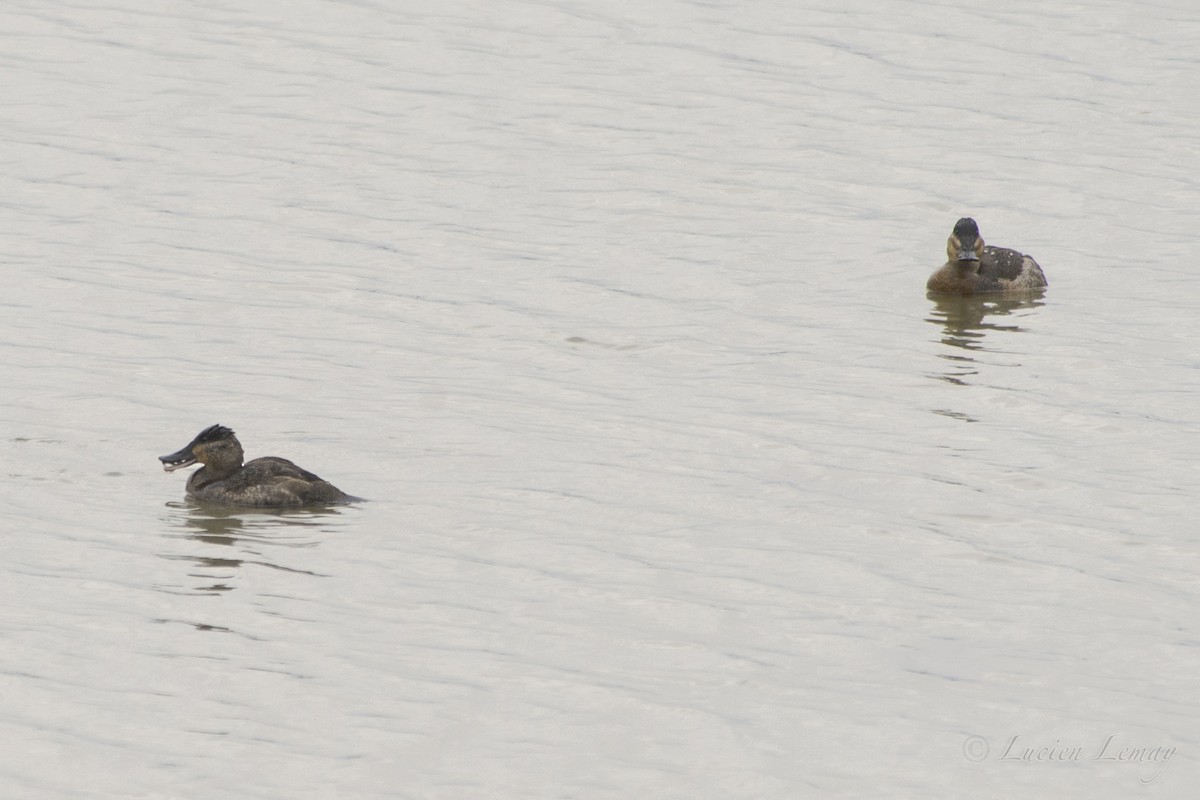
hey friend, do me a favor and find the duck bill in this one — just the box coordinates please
[159,446,197,472]
[956,249,980,262]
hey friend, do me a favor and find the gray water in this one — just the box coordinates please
[3,0,1198,797]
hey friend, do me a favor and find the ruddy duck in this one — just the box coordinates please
[159,424,358,507]
[927,218,1047,295]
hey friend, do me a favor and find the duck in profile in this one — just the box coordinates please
[927,218,1047,295]
[159,424,358,507]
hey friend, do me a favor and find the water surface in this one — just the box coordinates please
[3,0,1199,796]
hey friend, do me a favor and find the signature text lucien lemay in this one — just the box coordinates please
[998,734,1175,783]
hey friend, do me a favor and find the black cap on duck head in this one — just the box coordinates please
[194,424,236,445]
[953,218,979,238]
[949,217,983,262]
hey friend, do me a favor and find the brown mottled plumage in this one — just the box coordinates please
[159,424,358,507]
[927,218,1047,295]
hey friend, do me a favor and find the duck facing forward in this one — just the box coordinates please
[927,218,1047,295]
[159,424,358,507]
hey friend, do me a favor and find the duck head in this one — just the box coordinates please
[947,217,985,264]
[159,424,245,473]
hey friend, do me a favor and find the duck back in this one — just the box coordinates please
[189,457,356,507]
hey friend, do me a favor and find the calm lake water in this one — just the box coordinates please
[3,0,1198,797]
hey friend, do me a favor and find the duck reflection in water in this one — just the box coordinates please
[925,292,1047,401]
[160,502,343,596]
[928,293,1046,352]
[159,424,359,507]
